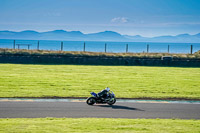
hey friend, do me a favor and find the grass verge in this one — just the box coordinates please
[0,64,200,99]
[1,48,200,58]
[0,118,200,133]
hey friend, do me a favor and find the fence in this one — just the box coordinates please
[0,39,200,54]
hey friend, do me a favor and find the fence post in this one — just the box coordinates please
[147,44,149,53]
[17,44,20,49]
[168,45,170,53]
[83,42,86,52]
[13,40,15,49]
[126,44,128,53]
[37,41,40,50]
[190,45,193,54]
[61,42,63,51]
[105,43,107,53]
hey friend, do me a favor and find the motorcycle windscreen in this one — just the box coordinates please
[91,92,97,97]
[111,91,115,97]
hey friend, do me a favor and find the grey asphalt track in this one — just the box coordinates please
[0,101,200,119]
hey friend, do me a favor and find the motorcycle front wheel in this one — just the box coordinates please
[107,98,116,105]
[86,97,96,105]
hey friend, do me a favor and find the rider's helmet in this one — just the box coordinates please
[105,87,110,91]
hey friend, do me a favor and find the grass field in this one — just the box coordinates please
[0,118,200,133]
[0,64,199,99]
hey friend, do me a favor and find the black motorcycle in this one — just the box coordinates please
[86,91,116,105]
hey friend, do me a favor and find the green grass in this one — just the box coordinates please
[1,48,200,58]
[0,64,200,99]
[0,118,200,133]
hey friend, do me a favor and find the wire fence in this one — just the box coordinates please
[0,39,200,54]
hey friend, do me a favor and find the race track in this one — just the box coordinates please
[0,100,200,119]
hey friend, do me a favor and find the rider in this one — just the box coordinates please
[97,87,110,100]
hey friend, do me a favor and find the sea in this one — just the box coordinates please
[0,39,200,54]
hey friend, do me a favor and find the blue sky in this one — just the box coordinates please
[0,0,200,37]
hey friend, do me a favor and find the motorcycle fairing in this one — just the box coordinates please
[90,92,97,97]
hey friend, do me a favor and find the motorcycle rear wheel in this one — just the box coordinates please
[86,97,96,105]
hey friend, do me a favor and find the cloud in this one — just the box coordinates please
[111,17,128,23]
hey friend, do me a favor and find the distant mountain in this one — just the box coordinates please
[149,33,200,43]
[86,31,127,41]
[194,33,200,38]
[123,35,149,42]
[0,30,40,40]
[124,33,200,43]
[40,30,86,40]
[0,30,199,43]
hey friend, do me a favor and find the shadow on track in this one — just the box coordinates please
[95,104,144,111]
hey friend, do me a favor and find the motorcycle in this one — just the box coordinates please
[86,91,116,105]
